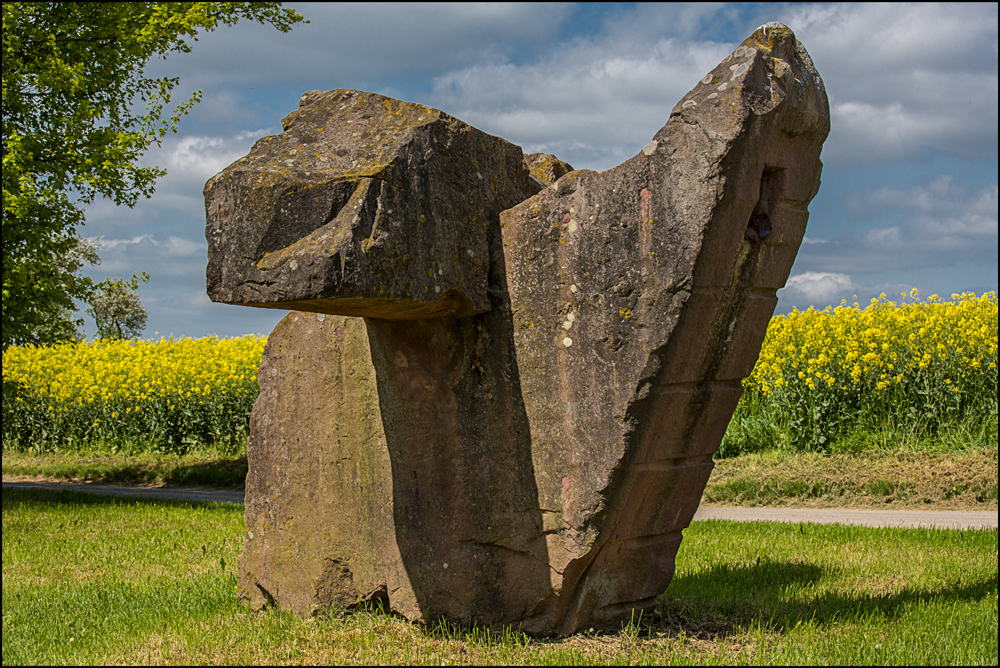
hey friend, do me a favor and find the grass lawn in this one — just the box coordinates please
[1,449,248,489]
[705,447,998,510]
[4,445,997,511]
[2,487,996,665]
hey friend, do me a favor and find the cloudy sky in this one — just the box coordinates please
[76,2,998,340]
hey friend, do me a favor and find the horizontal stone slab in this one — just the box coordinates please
[205,89,542,319]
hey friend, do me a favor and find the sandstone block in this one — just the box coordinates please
[238,312,411,616]
[205,89,541,319]
[523,153,575,189]
[499,23,828,631]
[217,22,829,636]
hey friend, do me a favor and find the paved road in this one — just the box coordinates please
[3,480,997,530]
[693,506,997,530]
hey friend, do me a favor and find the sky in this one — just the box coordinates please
[75,2,999,340]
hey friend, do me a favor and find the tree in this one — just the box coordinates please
[2,2,305,349]
[87,274,149,340]
[6,234,102,345]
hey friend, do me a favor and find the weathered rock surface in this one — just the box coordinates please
[238,312,408,616]
[498,22,829,631]
[219,23,829,636]
[523,153,575,190]
[205,89,541,319]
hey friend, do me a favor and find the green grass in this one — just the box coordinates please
[720,389,998,458]
[6,446,997,511]
[664,521,998,665]
[3,488,996,665]
[1,449,247,488]
[704,447,998,510]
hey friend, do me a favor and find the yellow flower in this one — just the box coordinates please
[740,291,996,405]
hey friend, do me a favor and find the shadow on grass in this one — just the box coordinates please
[4,454,248,489]
[658,556,997,636]
[161,456,247,488]
[408,554,997,644]
[1,486,243,509]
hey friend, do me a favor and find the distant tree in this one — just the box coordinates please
[2,2,306,349]
[3,234,101,346]
[87,275,149,340]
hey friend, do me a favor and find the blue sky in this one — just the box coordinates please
[76,2,998,339]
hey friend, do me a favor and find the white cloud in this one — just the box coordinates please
[94,235,205,258]
[420,3,997,169]
[779,271,857,304]
[862,226,903,247]
[865,176,999,238]
[79,127,274,235]
[427,26,733,169]
[143,3,576,89]
[755,271,934,312]
[791,176,998,278]
[141,129,274,216]
[166,130,269,182]
[80,198,147,227]
[185,291,213,309]
[94,234,155,250]
[141,4,996,172]
[848,177,998,254]
[162,237,206,257]
[785,3,998,164]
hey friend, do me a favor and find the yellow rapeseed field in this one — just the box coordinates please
[749,290,997,395]
[3,292,996,455]
[729,290,998,452]
[3,335,266,453]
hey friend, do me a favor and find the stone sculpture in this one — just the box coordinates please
[205,23,829,636]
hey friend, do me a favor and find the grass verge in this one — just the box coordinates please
[1,450,246,489]
[705,447,998,510]
[720,400,998,458]
[3,487,996,665]
[5,446,997,511]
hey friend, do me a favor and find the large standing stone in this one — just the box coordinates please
[238,312,409,616]
[212,23,829,636]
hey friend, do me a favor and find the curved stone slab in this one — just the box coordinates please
[499,22,829,632]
